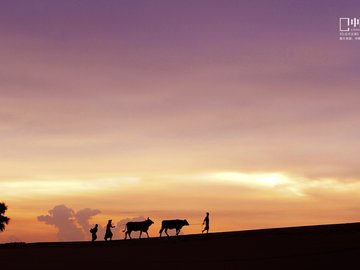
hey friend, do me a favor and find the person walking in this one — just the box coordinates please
[104,220,115,241]
[90,224,98,242]
[202,212,210,234]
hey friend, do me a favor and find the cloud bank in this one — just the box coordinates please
[37,205,101,241]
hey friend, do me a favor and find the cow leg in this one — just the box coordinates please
[165,228,169,237]
[159,228,163,237]
[129,231,132,239]
[139,231,142,239]
[124,232,127,240]
[146,231,149,238]
[176,229,180,236]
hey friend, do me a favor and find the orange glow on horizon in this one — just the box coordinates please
[1,0,360,243]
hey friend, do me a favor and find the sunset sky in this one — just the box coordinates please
[1,0,360,243]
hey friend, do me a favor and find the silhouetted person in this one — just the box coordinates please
[104,220,115,241]
[202,212,209,233]
[90,224,98,242]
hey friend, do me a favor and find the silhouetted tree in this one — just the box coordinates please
[0,202,10,232]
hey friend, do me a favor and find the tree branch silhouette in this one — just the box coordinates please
[0,202,10,232]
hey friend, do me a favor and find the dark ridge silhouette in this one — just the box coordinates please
[0,202,10,232]
[123,217,154,239]
[2,222,360,269]
[159,219,189,237]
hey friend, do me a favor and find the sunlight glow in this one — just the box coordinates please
[0,177,140,196]
[188,171,360,197]
[207,172,291,187]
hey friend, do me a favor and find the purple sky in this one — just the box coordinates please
[1,1,360,242]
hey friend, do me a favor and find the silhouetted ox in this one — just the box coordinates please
[159,219,189,237]
[123,218,154,239]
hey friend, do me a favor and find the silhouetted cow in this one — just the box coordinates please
[123,218,154,239]
[159,219,189,237]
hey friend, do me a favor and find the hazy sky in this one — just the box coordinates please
[1,0,360,243]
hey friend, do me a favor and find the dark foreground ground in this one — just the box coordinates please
[2,222,360,269]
